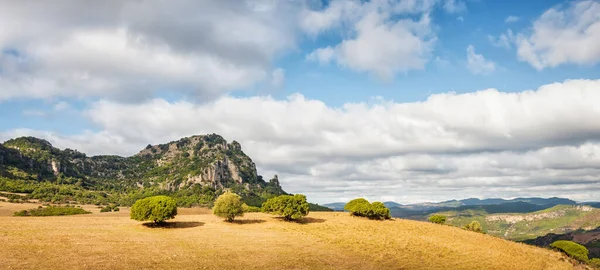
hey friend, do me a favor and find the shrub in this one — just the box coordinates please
[100,204,120,212]
[589,258,600,268]
[428,214,447,224]
[344,198,391,220]
[550,240,588,262]
[130,196,177,224]
[212,192,244,222]
[242,204,261,213]
[262,194,309,221]
[13,205,91,216]
[369,202,391,220]
[344,198,371,216]
[464,221,483,233]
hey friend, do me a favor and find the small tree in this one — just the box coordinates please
[262,194,309,221]
[369,202,391,220]
[428,214,447,224]
[344,198,371,217]
[464,220,483,233]
[344,198,391,220]
[212,192,244,222]
[130,195,177,224]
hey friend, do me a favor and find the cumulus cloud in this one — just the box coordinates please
[466,45,496,74]
[4,79,600,203]
[514,0,600,70]
[443,0,467,14]
[0,0,297,101]
[488,30,514,49]
[505,16,519,23]
[302,0,436,79]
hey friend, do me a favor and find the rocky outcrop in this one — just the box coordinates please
[2,134,284,194]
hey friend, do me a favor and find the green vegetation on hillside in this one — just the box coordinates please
[13,205,91,216]
[435,205,600,240]
[550,240,589,262]
[0,135,288,208]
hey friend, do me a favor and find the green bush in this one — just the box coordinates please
[550,240,589,262]
[464,221,483,233]
[428,214,447,224]
[369,202,391,220]
[262,194,309,221]
[344,198,391,220]
[130,196,177,224]
[212,192,244,222]
[13,205,91,216]
[100,204,120,212]
[589,258,600,268]
[242,204,262,213]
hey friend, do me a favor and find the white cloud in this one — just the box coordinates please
[515,0,600,70]
[488,30,514,49]
[4,79,600,203]
[505,16,519,23]
[271,68,285,88]
[301,0,436,79]
[306,47,336,64]
[443,0,467,14]
[466,45,497,74]
[0,1,298,101]
[53,101,70,111]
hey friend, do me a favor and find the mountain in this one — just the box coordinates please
[523,227,600,259]
[0,135,285,206]
[323,202,346,211]
[436,205,600,241]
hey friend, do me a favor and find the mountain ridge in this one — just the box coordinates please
[0,134,286,207]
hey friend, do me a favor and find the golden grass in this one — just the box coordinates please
[0,201,574,270]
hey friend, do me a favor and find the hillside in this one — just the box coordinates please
[524,227,600,259]
[0,202,573,270]
[437,205,600,240]
[0,135,285,207]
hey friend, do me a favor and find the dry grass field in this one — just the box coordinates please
[0,201,576,270]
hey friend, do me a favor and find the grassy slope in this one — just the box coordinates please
[0,202,572,270]
[438,205,600,241]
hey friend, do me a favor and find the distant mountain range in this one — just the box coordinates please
[324,197,579,213]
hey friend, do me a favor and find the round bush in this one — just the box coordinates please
[344,198,391,220]
[464,221,483,233]
[130,195,177,224]
[262,194,309,221]
[212,192,244,222]
[550,240,588,262]
[369,202,391,220]
[428,214,447,224]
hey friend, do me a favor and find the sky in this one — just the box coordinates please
[1,0,600,204]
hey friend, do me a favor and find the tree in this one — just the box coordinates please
[212,192,244,222]
[369,202,391,220]
[464,220,483,233]
[344,198,371,217]
[130,195,177,224]
[344,198,391,220]
[262,194,309,221]
[428,214,447,224]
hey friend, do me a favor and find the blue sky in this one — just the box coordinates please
[1,0,600,203]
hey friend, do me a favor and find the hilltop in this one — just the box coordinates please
[436,205,600,241]
[0,135,287,207]
[0,202,573,270]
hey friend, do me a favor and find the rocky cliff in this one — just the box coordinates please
[0,134,284,195]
